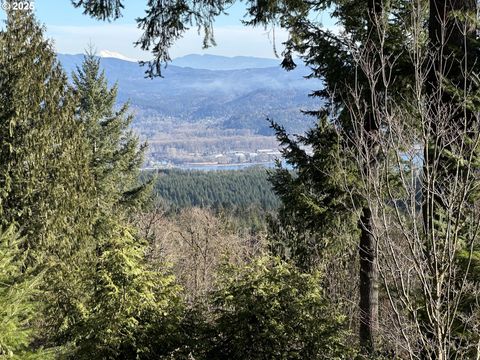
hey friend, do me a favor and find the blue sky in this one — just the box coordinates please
[0,1,335,59]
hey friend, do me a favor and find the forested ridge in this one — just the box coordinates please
[1,0,480,359]
[150,168,280,211]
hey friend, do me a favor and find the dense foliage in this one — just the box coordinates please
[67,223,184,360]
[0,6,93,264]
[267,118,358,270]
[0,10,179,359]
[0,226,37,359]
[151,168,280,212]
[203,256,354,360]
[73,0,480,356]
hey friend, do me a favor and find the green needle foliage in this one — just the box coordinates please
[67,222,184,360]
[61,48,183,359]
[0,10,184,358]
[72,51,148,214]
[267,118,358,271]
[203,256,355,360]
[0,8,93,263]
[0,226,37,359]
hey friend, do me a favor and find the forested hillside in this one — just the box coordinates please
[150,168,279,210]
[57,53,320,136]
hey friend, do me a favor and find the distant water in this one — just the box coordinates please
[143,160,293,172]
[177,162,279,171]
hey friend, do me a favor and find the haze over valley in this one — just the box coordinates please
[59,53,321,168]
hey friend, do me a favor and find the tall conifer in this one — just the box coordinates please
[0,8,93,262]
[64,52,183,359]
[72,51,147,215]
[0,11,102,352]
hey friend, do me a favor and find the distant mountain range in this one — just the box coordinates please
[57,53,322,136]
[171,54,282,70]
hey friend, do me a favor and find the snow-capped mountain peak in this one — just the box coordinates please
[98,50,137,62]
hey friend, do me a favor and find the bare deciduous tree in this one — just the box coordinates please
[137,205,266,304]
[339,0,480,355]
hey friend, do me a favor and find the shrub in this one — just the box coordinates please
[202,255,354,360]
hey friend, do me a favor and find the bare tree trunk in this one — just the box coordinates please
[358,0,382,352]
[359,206,379,353]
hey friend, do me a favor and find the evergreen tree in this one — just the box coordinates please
[267,118,358,272]
[204,256,354,360]
[68,0,480,355]
[68,0,407,353]
[72,51,147,214]
[0,8,93,263]
[68,222,184,360]
[0,11,108,353]
[62,52,185,359]
[0,9,186,359]
[150,167,279,214]
[0,226,38,359]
